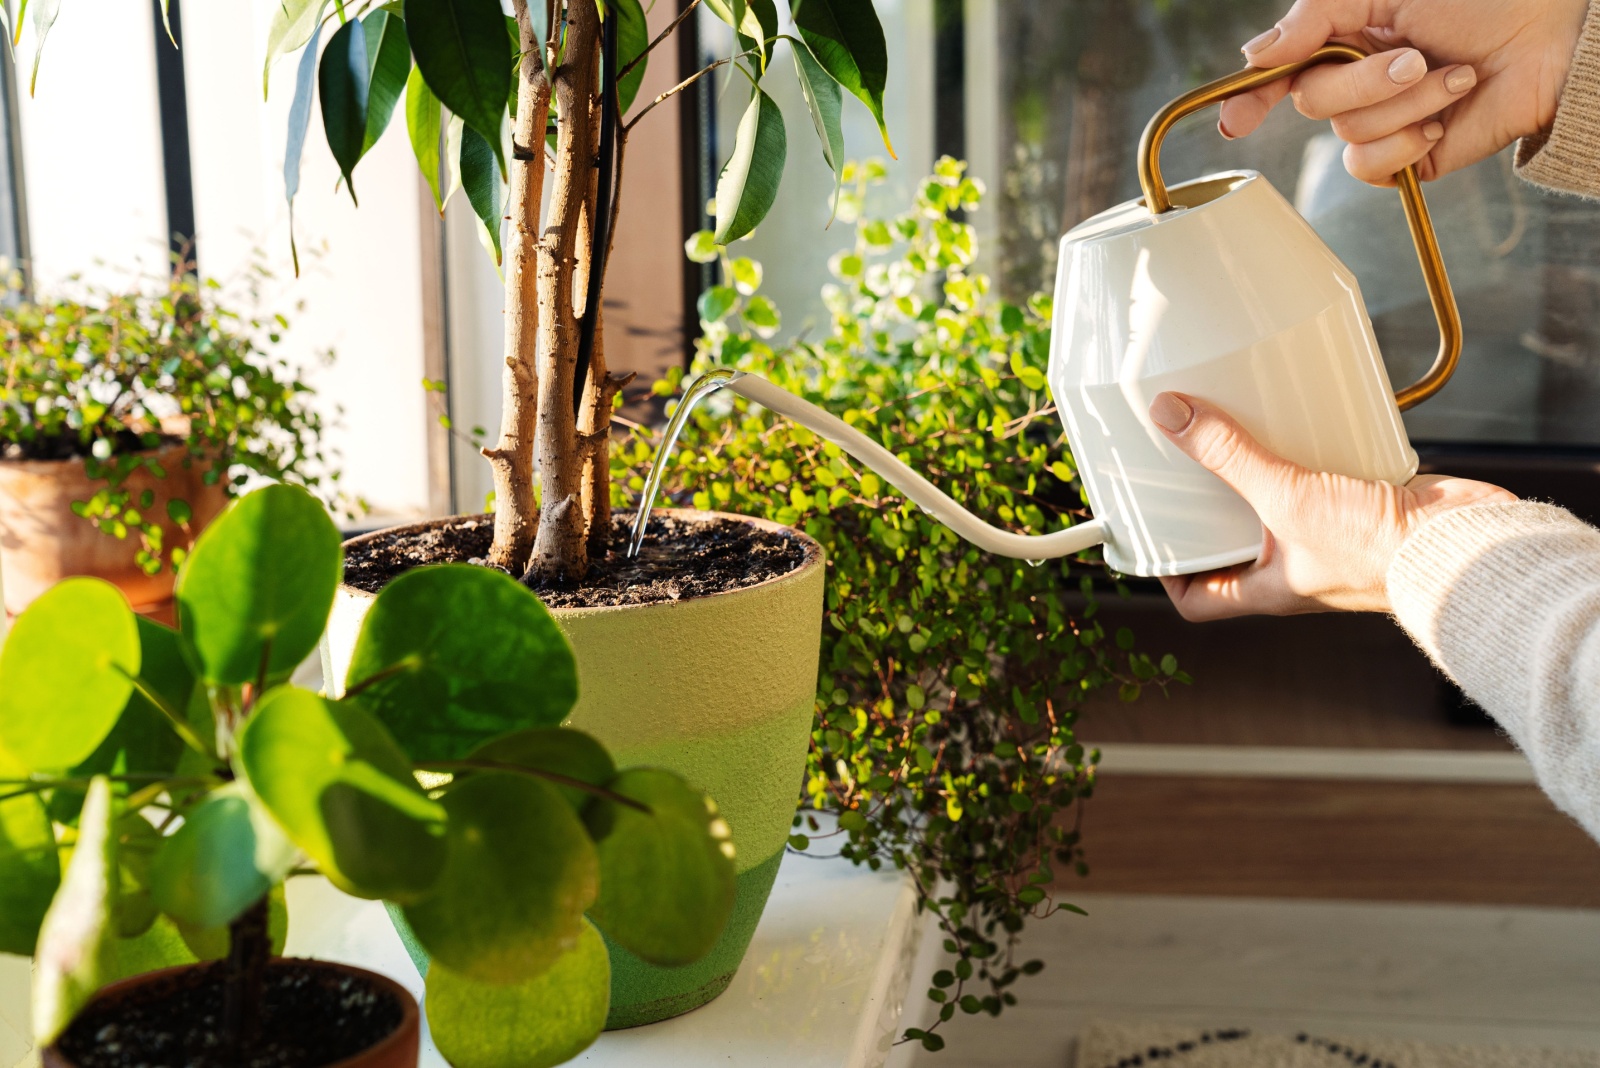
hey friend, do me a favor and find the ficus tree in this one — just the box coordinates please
[26,0,895,584]
[0,483,737,1068]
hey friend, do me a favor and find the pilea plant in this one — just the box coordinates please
[28,0,896,584]
[619,157,1189,1052]
[0,277,337,574]
[0,484,736,1068]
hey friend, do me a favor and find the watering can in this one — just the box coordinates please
[705,46,1462,576]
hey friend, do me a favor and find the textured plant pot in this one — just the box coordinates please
[0,441,227,616]
[41,959,419,1068]
[324,509,825,1029]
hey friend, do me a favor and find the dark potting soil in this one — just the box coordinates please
[1,429,172,463]
[341,512,808,609]
[54,961,403,1068]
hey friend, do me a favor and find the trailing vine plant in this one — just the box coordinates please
[619,158,1191,1052]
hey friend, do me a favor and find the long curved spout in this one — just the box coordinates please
[727,373,1106,560]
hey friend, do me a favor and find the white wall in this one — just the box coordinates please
[15,0,434,522]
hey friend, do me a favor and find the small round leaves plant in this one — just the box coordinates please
[621,158,1189,1053]
[0,483,737,1068]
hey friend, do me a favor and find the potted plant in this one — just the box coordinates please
[635,158,1189,1052]
[0,483,737,1068]
[0,276,336,618]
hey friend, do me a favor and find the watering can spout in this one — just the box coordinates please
[726,373,1107,560]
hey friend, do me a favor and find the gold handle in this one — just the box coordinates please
[1136,43,1462,411]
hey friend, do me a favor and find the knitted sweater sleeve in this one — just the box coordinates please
[1516,0,1600,196]
[1388,502,1600,839]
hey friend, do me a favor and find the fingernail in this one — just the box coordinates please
[1242,26,1280,56]
[1218,117,1236,141]
[1444,65,1477,93]
[1422,120,1445,141]
[1150,393,1193,432]
[1388,49,1426,83]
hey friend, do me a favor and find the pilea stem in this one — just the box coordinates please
[222,895,271,1060]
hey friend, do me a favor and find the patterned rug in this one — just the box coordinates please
[1073,1020,1600,1068]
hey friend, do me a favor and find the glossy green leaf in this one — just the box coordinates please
[791,35,845,222]
[0,748,60,955]
[704,0,763,40]
[320,18,370,204]
[236,687,446,902]
[264,0,324,98]
[460,123,503,265]
[0,578,138,772]
[283,7,328,274]
[790,0,893,155]
[405,0,510,174]
[714,89,785,245]
[407,64,444,210]
[465,728,615,812]
[112,813,160,939]
[175,484,342,687]
[362,9,412,152]
[148,784,295,929]
[402,772,597,984]
[425,920,608,1068]
[584,769,735,965]
[344,565,577,763]
[613,0,648,114]
[32,777,114,1046]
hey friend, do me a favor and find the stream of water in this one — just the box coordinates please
[626,367,744,557]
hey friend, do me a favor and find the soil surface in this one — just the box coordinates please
[54,961,403,1068]
[1,429,173,464]
[342,512,809,609]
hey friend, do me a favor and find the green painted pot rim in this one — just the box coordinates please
[337,508,825,618]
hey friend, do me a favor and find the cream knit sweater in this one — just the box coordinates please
[1389,1,1600,837]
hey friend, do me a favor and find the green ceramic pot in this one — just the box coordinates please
[322,510,825,1028]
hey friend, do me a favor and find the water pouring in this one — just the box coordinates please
[637,45,1462,577]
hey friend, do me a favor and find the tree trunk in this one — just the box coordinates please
[484,2,552,574]
[526,0,601,585]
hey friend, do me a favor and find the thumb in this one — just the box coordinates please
[1148,392,1307,515]
[1243,0,1377,65]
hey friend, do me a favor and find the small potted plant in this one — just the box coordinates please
[0,483,737,1068]
[0,276,337,617]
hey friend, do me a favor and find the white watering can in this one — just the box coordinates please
[664,46,1462,577]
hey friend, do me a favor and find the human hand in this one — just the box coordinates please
[1147,392,1516,619]
[1218,0,1591,184]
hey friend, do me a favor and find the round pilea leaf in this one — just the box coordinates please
[402,771,597,984]
[343,565,578,763]
[424,919,609,1068]
[0,747,60,955]
[464,728,615,812]
[175,483,341,686]
[148,783,296,930]
[236,686,446,903]
[584,769,736,966]
[0,577,138,771]
[32,777,116,1047]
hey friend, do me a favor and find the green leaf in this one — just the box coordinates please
[584,769,735,966]
[407,64,444,210]
[148,784,295,929]
[236,687,446,902]
[713,89,786,245]
[405,0,511,174]
[703,0,764,39]
[697,284,738,323]
[264,0,324,98]
[465,729,616,812]
[0,578,138,772]
[343,565,578,764]
[425,919,609,1068]
[0,748,60,955]
[283,8,328,274]
[175,484,342,687]
[790,0,893,156]
[320,18,370,204]
[362,9,412,153]
[684,229,720,264]
[791,36,844,222]
[32,777,114,1047]
[27,0,61,94]
[401,772,597,984]
[460,123,503,265]
[112,813,160,939]
[613,0,648,114]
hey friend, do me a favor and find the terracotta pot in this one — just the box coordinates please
[323,510,826,1030]
[40,959,419,1068]
[0,440,228,616]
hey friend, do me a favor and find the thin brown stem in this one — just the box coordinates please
[624,57,730,133]
[222,896,271,1057]
[618,0,703,85]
